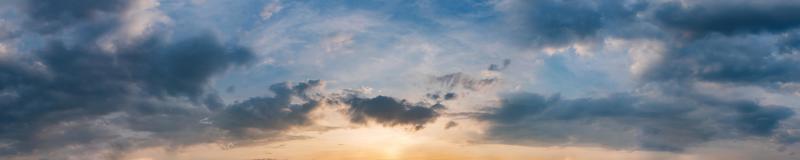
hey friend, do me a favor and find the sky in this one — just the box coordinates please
[1,0,800,160]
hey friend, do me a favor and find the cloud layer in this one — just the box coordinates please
[477,0,800,153]
[1,0,800,159]
[0,0,447,159]
[481,91,795,152]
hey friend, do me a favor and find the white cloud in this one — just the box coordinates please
[322,33,354,53]
[98,0,171,53]
[260,1,283,21]
[0,43,8,59]
[627,40,665,77]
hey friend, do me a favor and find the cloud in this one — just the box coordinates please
[260,1,283,21]
[487,59,511,71]
[214,80,325,140]
[641,34,800,86]
[494,0,646,47]
[425,92,458,101]
[433,72,497,91]
[0,0,272,158]
[480,91,795,152]
[321,33,354,53]
[471,0,800,153]
[443,92,457,100]
[653,0,800,36]
[444,121,458,129]
[22,0,131,33]
[4,0,800,158]
[342,95,443,130]
[0,31,255,157]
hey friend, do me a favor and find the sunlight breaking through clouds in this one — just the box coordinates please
[1,0,800,159]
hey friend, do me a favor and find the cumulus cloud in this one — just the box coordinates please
[0,32,255,158]
[0,0,304,158]
[213,80,326,143]
[476,0,800,152]
[341,95,443,130]
[4,0,800,158]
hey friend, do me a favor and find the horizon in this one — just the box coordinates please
[1,0,800,160]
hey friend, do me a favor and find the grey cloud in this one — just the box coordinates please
[425,92,458,101]
[443,92,457,100]
[23,0,130,33]
[643,34,800,86]
[343,95,442,130]
[653,0,800,36]
[426,93,442,100]
[498,0,647,47]
[214,80,324,139]
[480,91,795,152]
[434,72,497,91]
[479,0,800,151]
[25,0,128,22]
[444,121,458,130]
[0,0,263,156]
[0,32,255,157]
[226,85,236,93]
[488,59,511,71]
[780,32,800,54]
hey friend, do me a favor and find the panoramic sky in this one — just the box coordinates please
[2,0,800,160]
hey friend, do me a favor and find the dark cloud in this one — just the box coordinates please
[443,92,457,100]
[478,0,800,153]
[642,34,800,86]
[25,0,128,22]
[480,91,795,152]
[426,93,442,100]
[488,59,511,71]
[342,95,442,130]
[3,0,800,158]
[425,92,458,101]
[22,0,130,33]
[0,32,255,157]
[0,0,272,157]
[653,0,800,36]
[214,80,324,139]
[498,0,647,47]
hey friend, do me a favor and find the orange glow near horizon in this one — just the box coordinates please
[122,125,674,160]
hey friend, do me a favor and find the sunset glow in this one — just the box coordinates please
[1,0,800,159]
